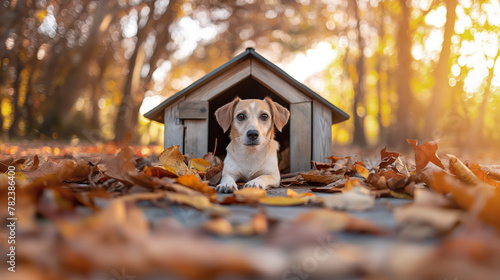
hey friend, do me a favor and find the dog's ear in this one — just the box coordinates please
[215,97,240,133]
[265,97,290,132]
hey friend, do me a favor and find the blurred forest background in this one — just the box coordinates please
[0,0,499,152]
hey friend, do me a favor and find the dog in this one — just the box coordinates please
[214,97,290,193]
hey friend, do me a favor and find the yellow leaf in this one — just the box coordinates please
[258,196,306,206]
[36,10,47,23]
[189,158,210,172]
[234,187,267,200]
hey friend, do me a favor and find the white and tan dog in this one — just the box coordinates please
[215,97,290,193]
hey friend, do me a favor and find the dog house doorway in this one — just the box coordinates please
[208,77,290,172]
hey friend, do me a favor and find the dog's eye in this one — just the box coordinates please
[260,113,269,121]
[236,113,246,121]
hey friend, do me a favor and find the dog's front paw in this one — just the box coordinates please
[243,178,268,190]
[215,182,238,193]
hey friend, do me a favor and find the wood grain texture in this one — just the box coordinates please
[185,59,251,102]
[178,101,208,119]
[251,60,311,103]
[184,119,208,158]
[312,100,332,162]
[290,102,312,172]
[164,99,185,152]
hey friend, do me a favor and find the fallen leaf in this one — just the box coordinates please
[355,163,369,178]
[466,162,500,191]
[323,187,375,211]
[258,196,306,206]
[389,190,413,200]
[407,139,445,171]
[234,187,267,201]
[203,217,234,236]
[300,172,343,184]
[159,145,198,177]
[176,174,216,201]
[343,177,363,192]
[165,192,229,216]
[293,209,386,234]
[379,147,400,169]
[394,204,462,238]
[286,189,314,198]
[448,155,495,191]
[429,172,500,232]
[189,158,211,172]
[143,166,177,178]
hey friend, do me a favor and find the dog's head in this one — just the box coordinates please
[215,97,290,147]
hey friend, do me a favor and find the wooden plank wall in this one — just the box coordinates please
[184,119,208,158]
[163,99,185,152]
[312,100,332,162]
[290,102,312,172]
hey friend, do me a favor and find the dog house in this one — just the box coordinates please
[144,48,349,172]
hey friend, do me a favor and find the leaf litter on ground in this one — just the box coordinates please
[2,139,500,279]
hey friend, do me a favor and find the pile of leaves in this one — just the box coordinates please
[1,139,500,279]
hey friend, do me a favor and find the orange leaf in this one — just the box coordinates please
[429,172,500,232]
[286,189,315,198]
[407,139,445,171]
[355,164,369,178]
[466,162,500,191]
[176,174,216,201]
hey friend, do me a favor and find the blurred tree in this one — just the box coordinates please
[423,0,457,140]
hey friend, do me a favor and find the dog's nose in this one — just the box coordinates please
[247,130,259,140]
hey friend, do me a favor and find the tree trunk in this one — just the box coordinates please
[351,0,367,147]
[8,60,23,138]
[376,1,386,146]
[393,0,413,148]
[422,0,457,140]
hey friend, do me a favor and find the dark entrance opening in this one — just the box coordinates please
[208,77,290,171]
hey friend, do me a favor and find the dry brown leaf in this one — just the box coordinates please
[300,172,343,184]
[159,145,198,177]
[407,139,445,171]
[448,155,495,191]
[467,162,500,191]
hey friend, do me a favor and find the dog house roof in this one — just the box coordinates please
[144,48,349,123]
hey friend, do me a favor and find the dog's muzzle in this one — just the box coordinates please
[245,129,260,145]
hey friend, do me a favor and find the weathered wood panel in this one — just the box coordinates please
[290,102,312,172]
[178,101,208,119]
[251,60,311,103]
[312,99,332,162]
[184,119,208,158]
[185,59,251,102]
[164,99,184,152]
